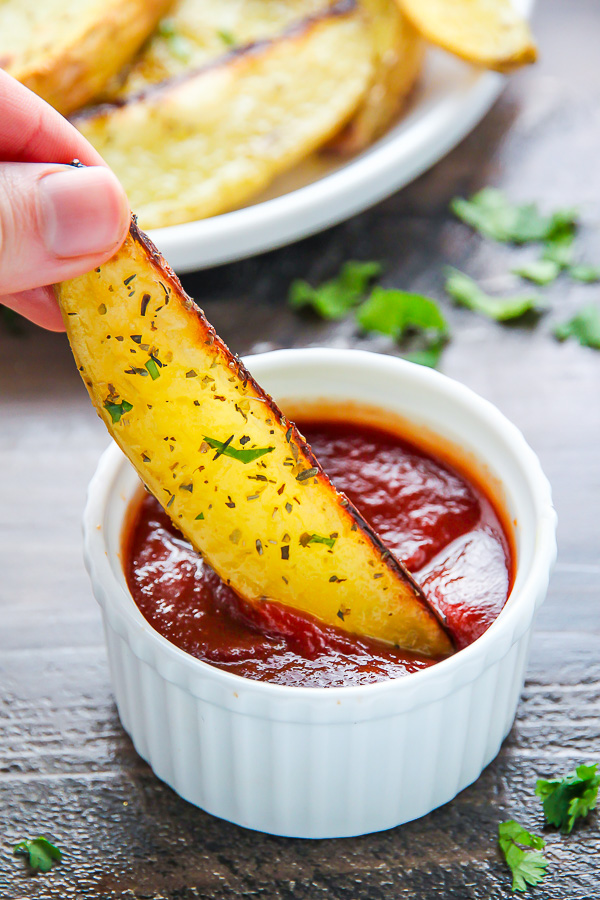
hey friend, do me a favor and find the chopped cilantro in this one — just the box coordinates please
[498,821,548,893]
[195,512,205,520]
[445,268,545,321]
[554,304,600,348]
[299,532,337,550]
[217,29,235,46]
[542,229,575,268]
[203,435,275,463]
[14,837,62,873]
[569,264,600,283]
[356,287,448,339]
[450,188,578,244]
[512,259,561,286]
[356,288,449,367]
[289,261,381,320]
[535,763,600,832]
[144,358,161,380]
[104,398,133,423]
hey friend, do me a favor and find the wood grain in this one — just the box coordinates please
[1,0,599,896]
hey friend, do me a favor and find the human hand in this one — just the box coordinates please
[0,71,129,331]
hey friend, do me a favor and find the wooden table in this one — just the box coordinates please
[1,1,599,896]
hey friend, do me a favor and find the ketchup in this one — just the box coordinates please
[125,420,512,687]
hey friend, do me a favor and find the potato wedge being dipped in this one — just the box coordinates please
[74,1,374,228]
[55,218,453,659]
[0,0,172,115]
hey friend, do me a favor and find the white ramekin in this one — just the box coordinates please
[84,348,556,838]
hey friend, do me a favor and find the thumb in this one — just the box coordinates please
[0,162,129,296]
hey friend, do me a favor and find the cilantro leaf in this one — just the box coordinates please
[356,288,449,368]
[445,268,546,321]
[104,398,133,424]
[554,304,600,349]
[157,18,192,62]
[14,837,62,873]
[512,259,561,286]
[535,763,600,832]
[356,287,448,338]
[203,435,275,463]
[542,229,575,268]
[498,821,548,893]
[450,188,578,244]
[402,337,447,369]
[569,264,600,283]
[289,261,381,320]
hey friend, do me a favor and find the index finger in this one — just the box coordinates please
[0,70,105,166]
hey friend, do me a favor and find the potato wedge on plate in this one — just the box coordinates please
[328,0,424,155]
[56,218,453,659]
[0,0,172,115]
[396,0,536,73]
[100,0,334,101]
[75,1,373,228]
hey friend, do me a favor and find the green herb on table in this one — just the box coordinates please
[554,304,600,349]
[14,837,62,873]
[288,261,381,320]
[356,287,449,368]
[445,267,546,321]
[498,821,548,893]
[535,763,600,832]
[450,188,578,244]
[203,435,275,463]
[569,264,600,283]
[512,258,561,286]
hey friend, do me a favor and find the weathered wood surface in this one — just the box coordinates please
[1,1,599,896]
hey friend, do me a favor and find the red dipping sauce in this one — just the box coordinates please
[125,419,513,687]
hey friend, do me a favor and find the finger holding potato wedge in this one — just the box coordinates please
[0,0,173,115]
[395,0,536,73]
[74,1,374,227]
[55,217,454,659]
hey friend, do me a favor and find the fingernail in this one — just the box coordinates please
[39,166,128,258]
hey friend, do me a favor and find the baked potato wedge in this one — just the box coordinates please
[74,2,373,228]
[395,0,536,73]
[100,0,334,102]
[56,218,453,659]
[0,0,172,115]
[328,0,424,155]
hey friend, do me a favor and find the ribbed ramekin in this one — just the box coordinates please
[84,348,556,838]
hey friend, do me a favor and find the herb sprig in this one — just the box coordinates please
[444,268,545,321]
[498,821,548,893]
[289,261,381,320]
[14,837,62,873]
[536,763,600,833]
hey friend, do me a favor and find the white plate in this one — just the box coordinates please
[148,1,532,274]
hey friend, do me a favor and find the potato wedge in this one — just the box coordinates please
[56,219,453,658]
[100,0,333,102]
[396,0,536,73]
[74,2,373,228]
[328,0,424,155]
[0,0,172,115]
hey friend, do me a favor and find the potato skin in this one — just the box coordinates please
[73,2,375,227]
[55,218,453,659]
[2,0,172,115]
